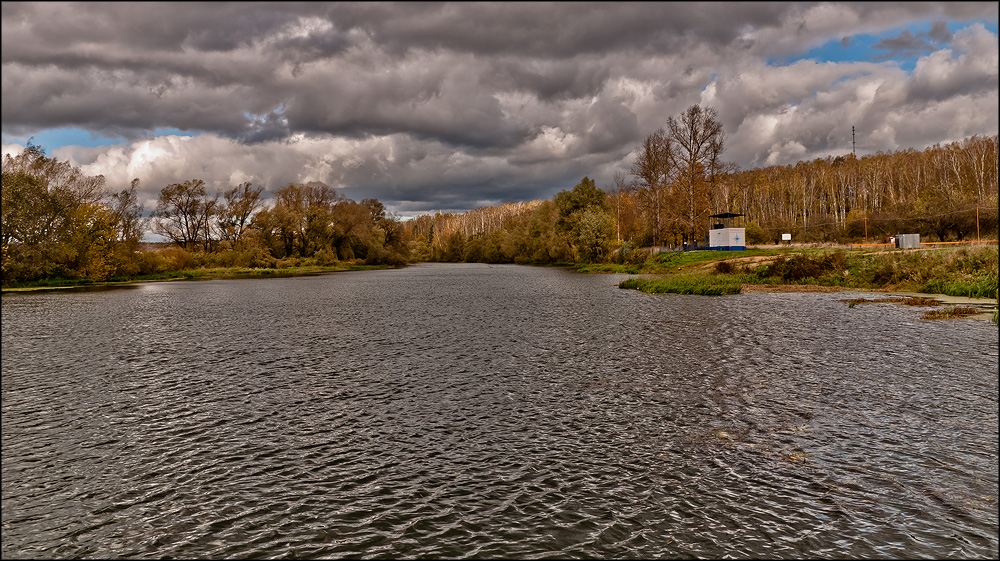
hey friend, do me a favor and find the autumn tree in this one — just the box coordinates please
[153,179,218,250]
[1,142,152,283]
[217,182,263,248]
[506,199,572,263]
[609,170,638,243]
[1,142,111,282]
[554,176,614,262]
[66,202,118,280]
[361,197,408,263]
[629,128,672,246]
[258,182,340,257]
[1,166,75,281]
[665,104,726,245]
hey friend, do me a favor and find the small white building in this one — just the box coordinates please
[708,213,746,251]
[896,233,920,249]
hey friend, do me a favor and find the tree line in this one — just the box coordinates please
[150,178,409,267]
[1,143,410,286]
[408,109,997,263]
[2,104,997,285]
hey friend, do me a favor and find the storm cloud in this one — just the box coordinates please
[2,1,997,216]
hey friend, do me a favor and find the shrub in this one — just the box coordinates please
[745,221,770,245]
[613,241,647,265]
[715,260,734,274]
[159,246,195,271]
[764,254,826,281]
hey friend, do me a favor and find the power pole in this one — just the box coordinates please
[852,126,856,157]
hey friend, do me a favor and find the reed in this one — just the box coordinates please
[839,296,938,307]
[921,306,980,320]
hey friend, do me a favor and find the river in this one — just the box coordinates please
[2,263,997,559]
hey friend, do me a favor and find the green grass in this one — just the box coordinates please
[923,273,998,299]
[609,245,999,299]
[619,275,743,296]
[639,248,776,274]
[575,263,642,274]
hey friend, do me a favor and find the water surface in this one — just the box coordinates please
[2,263,997,559]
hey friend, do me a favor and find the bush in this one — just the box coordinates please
[613,241,647,265]
[760,250,851,283]
[715,260,734,274]
[276,257,303,269]
[764,254,824,281]
[313,248,338,266]
[745,221,770,245]
[235,247,277,269]
[159,246,195,271]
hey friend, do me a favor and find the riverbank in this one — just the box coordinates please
[0,263,396,293]
[599,244,998,321]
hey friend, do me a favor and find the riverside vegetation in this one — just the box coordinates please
[607,245,998,299]
[609,245,998,322]
[3,105,997,318]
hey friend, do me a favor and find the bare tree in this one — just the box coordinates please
[610,170,636,242]
[629,128,672,246]
[153,179,216,250]
[666,105,726,244]
[218,182,263,247]
[109,178,147,249]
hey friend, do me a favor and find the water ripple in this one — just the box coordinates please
[3,264,997,559]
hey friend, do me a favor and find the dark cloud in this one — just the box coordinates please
[873,30,933,59]
[240,109,292,144]
[926,20,954,43]
[873,20,958,60]
[323,2,786,58]
[2,2,997,218]
[482,58,612,102]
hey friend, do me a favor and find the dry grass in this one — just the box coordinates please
[839,296,940,307]
[921,306,980,320]
[742,284,850,293]
[698,254,779,271]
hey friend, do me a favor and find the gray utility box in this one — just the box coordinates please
[896,234,920,249]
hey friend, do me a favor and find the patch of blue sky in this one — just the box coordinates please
[1,126,196,150]
[768,19,998,73]
[152,127,195,138]
[2,127,121,150]
[702,73,719,91]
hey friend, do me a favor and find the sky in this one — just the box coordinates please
[2,1,998,220]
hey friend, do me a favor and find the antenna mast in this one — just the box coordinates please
[852,126,856,157]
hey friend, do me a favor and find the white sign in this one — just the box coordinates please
[781,233,792,241]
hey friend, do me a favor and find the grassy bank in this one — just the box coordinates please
[619,275,744,296]
[602,245,998,300]
[1,263,394,292]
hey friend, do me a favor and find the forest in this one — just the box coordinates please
[405,107,997,264]
[2,104,997,287]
